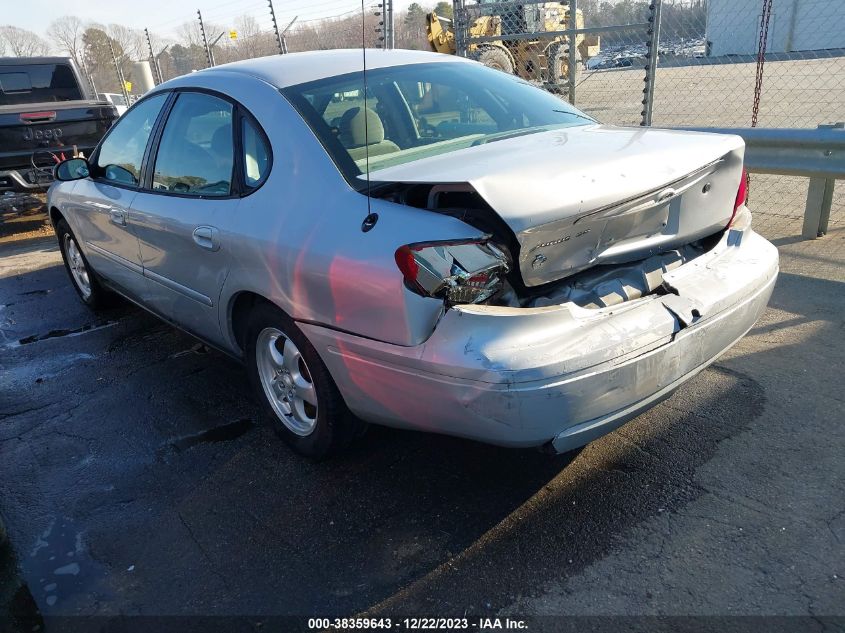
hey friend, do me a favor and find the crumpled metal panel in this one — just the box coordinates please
[529,246,695,309]
[300,226,777,450]
[369,125,745,286]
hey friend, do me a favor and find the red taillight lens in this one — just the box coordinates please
[20,111,56,123]
[394,245,420,285]
[394,239,509,305]
[729,168,748,226]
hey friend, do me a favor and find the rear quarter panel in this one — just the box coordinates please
[160,71,484,351]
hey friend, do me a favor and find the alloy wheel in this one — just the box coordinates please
[255,327,318,436]
[64,234,92,299]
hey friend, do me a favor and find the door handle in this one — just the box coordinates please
[108,208,127,226]
[192,225,220,252]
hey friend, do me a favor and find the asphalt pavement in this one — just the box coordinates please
[0,221,842,631]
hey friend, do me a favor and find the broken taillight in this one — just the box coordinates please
[395,239,509,305]
[729,167,749,227]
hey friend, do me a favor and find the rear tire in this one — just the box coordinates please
[244,301,364,459]
[55,218,111,309]
[472,46,514,75]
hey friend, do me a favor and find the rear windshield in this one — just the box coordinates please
[281,62,594,189]
[0,64,83,105]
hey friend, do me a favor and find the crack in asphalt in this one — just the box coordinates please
[178,512,232,593]
[0,401,59,423]
[14,320,118,347]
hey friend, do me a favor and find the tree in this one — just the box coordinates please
[403,2,427,43]
[233,14,263,60]
[433,2,453,19]
[106,23,145,62]
[47,16,85,63]
[0,26,50,56]
[168,43,207,75]
[405,2,427,26]
[176,21,203,48]
[82,27,123,92]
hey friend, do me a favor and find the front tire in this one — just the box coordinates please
[547,43,581,92]
[55,218,111,309]
[472,46,514,75]
[244,301,364,459]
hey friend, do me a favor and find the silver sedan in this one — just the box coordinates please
[47,50,778,458]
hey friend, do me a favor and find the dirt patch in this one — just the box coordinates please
[0,193,50,244]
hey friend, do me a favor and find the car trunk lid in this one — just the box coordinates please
[367,125,745,287]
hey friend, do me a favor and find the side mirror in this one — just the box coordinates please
[54,157,90,182]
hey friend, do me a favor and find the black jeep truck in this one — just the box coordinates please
[0,57,118,191]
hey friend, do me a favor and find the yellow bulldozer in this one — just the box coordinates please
[426,2,600,91]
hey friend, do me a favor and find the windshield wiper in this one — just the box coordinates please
[471,128,544,147]
[552,109,596,123]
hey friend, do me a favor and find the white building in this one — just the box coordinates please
[706,0,845,56]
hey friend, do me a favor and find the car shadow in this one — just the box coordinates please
[0,261,840,623]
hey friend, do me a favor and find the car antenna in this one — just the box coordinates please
[360,0,378,233]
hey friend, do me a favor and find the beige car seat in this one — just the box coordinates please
[338,107,400,162]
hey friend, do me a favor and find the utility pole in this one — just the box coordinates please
[280,16,298,55]
[453,0,467,57]
[144,28,162,84]
[208,31,225,66]
[567,0,577,105]
[154,45,168,84]
[78,54,97,96]
[268,0,285,55]
[386,0,394,49]
[641,0,663,126]
[374,3,384,49]
[197,9,214,67]
[374,0,393,49]
[108,39,130,105]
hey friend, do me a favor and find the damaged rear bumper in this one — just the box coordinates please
[301,211,778,451]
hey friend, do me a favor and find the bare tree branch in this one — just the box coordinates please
[47,16,85,62]
[106,23,145,61]
[0,26,50,57]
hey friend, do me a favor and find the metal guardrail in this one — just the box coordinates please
[677,123,844,239]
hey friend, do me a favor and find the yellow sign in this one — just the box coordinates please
[124,81,132,93]
[229,30,238,40]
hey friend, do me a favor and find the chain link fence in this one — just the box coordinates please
[453,0,654,126]
[653,0,845,244]
[448,0,843,244]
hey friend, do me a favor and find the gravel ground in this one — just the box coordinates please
[0,194,49,244]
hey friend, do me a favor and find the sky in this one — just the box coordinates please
[5,0,420,39]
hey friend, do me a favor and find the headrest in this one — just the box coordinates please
[338,107,385,147]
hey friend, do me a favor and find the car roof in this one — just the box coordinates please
[184,49,471,89]
[0,56,76,66]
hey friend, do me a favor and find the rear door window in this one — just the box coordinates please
[0,64,83,105]
[151,92,234,196]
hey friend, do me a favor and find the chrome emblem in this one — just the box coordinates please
[529,228,591,253]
